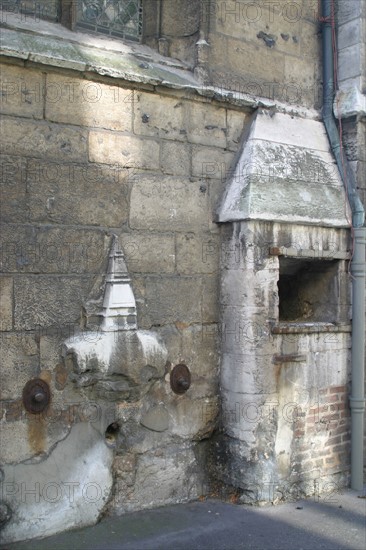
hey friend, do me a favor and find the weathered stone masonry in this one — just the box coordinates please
[0,0,365,544]
[0,48,247,542]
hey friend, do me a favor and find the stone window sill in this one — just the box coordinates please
[0,12,298,113]
[0,11,200,89]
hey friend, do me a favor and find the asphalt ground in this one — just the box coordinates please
[2,488,366,550]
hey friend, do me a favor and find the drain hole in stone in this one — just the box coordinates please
[105,422,120,448]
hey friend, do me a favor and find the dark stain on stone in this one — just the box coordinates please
[257,31,277,48]
[27,413,46,455]
[55,363,68,390]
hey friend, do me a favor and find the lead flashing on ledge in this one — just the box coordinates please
[0,15,320,119]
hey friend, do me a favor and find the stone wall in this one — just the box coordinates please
[0,0,363,543]
[143,0,322,109]
[144,0,201,68]
[0,58,249,541]
[337,0,366,94]
[205,0,322,108]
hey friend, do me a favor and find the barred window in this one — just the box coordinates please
[0,0,59,21]
[76,1,142,40]
[0,0,143,41]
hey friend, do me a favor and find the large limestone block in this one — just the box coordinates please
[0,276,13,330]
[0,154,27,223]
[26,159,130,226]
[176,233,220,275]
[0,64,44,119]
[130,175,208,232]
[192,145,234,178]
[0,332,38,400]
[161,141,190,176]
[143,276,203,326]
[89,131,159,170]
[0,224,109,274]
[45,73,133,132]
[134,92,186,141]
[0,116,88,161]
[14,276,91,330]
[119,233,175,274]
[185,101,227,148]
[1,423,113,544]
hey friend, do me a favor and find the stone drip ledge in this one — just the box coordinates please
[271,323,352,335]
[0,14,319,118]
[269,247,351,260]
[335,86,366,120]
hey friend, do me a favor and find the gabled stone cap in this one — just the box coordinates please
[217,110,351,227]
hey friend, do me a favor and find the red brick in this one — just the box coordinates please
[332,444,347,454]
[325,435,342,447]
[330,386,346,394]
[311,449,330,458]
[321,411,340,421]
[306,426,315,435]
[332,431,346,440]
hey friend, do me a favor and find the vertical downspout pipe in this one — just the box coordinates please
[321,0,366,490]
[350,228,366,490]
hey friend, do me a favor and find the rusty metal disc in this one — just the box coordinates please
[170,364,191,394]
[22,378,50,414]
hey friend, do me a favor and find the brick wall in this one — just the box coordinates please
[293,385,351,479]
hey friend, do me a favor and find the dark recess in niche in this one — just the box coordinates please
[278,257,341,322]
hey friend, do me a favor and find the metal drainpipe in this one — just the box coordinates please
[321,0,366,490]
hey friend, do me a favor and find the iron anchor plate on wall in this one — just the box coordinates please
[170,364,191,394]
[22,378,50,414]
